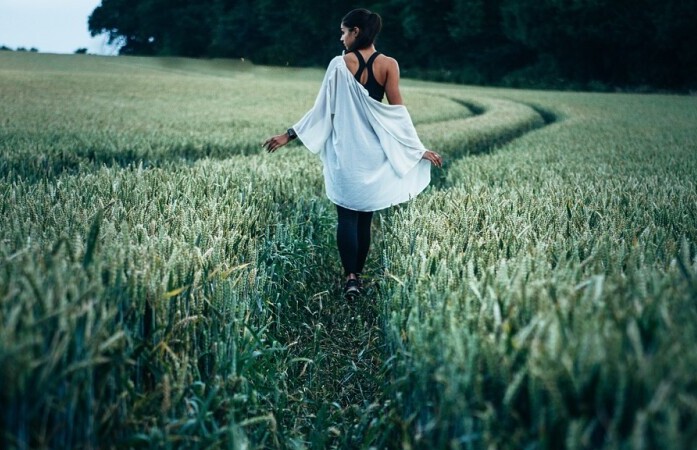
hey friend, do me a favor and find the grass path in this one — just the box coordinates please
[252,198,389,447]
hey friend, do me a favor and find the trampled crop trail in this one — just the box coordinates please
[255,200,390,446]
[280,281,386,447]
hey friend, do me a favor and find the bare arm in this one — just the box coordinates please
[384,57,403,106]
[384,58,442,168]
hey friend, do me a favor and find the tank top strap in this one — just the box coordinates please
[366,52,381,69]
[366,52,381,81]
[353,50,367,82]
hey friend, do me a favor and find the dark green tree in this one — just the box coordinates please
[89,0,157,55]
[208,0,257,59]
[89,0,215,56]
[500,0,697,87]
[448,0,531,81]
[87,0,697,89]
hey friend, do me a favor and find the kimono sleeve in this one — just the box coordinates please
[292,58,340,154]
[365,103,427,178]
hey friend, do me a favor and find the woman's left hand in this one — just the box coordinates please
[263,133,291,153]
[422,150,443,168]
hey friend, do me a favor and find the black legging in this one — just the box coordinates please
[336,205,374,276]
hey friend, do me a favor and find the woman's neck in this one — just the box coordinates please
[355,45,376,54]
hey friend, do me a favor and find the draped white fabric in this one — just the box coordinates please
[292,56,431,212]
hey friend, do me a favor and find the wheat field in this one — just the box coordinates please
[1,52,696,449]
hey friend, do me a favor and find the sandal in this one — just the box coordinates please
[344,278,360,298]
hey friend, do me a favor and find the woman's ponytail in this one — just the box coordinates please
[367,13,382,38]
[342,9,382,51]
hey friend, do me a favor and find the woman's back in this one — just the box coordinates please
[343,50,402,105]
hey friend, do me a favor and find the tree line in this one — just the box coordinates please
[88,0,697,91]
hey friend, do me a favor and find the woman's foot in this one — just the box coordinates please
[344,278,360,298]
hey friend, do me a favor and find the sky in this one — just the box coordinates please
[0,0,119,55]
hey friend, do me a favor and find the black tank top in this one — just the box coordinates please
[353,50,385,102]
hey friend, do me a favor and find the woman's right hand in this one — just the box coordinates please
[422,150,443,168]
[263,133,291,153]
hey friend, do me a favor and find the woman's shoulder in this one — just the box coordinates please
[378,53,399,68]
[341,52,358,66]
[373,54,399,81]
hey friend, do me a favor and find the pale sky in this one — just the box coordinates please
[0,0,120,54]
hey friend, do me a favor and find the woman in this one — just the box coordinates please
[263,8,442,297]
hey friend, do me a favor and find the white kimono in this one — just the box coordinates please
[293,55,431,212]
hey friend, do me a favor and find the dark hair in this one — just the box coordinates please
[342,8,382,51]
